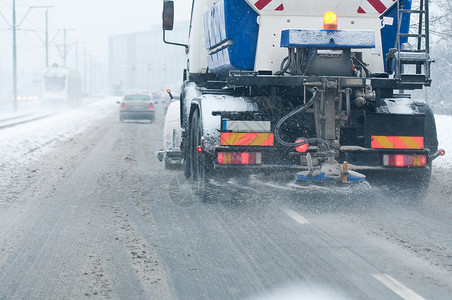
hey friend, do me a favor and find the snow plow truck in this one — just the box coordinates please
[162,0,444,199]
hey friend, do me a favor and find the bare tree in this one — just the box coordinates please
[426,0,452,114]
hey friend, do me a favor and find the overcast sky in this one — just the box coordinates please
[50,1,190,44]
[0,0,191,73]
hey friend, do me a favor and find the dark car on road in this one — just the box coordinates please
[118,94,155,123]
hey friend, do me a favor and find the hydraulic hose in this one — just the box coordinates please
[274,88,330,151]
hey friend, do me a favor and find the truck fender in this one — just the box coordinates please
[414,101,438,154]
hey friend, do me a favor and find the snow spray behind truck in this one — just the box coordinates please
[162,0,444,199]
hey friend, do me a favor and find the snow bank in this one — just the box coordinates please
[433,114,451,168]
[0,98,117,187]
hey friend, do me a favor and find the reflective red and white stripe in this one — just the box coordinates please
[253,0,284,11]
[358,0,396,14]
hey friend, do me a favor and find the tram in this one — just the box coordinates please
[42,64,82,106]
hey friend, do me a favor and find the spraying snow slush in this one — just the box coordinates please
[274,88,367,188]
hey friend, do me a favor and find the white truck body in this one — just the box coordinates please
[188,0,397,74]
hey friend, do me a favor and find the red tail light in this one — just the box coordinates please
[217,152,262,165]
[383,154,426,167]
[121,103,126,110]
[295,138,308,153]
[149,102,154,109]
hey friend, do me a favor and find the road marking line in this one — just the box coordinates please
[283,208,310,224]
[372,274,425,300]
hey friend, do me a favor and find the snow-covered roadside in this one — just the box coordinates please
[0,98,118,187]
[432,114,451,168]
[428,114,451,209]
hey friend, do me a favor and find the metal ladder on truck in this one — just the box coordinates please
[387,0,432,85]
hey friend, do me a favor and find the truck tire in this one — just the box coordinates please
[396,102,436,201]
[164,158,172,170]
[189,109,209,200]
[369,103,436,202]
[184,136,191,179]
[164,157,181,170]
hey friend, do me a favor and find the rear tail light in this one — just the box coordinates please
[218,152,262,165]
[295,138,308,153]
[149,102,154,109]
[121,103,126,110]
[383,154,426,167]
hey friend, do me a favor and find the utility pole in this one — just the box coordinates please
[57,28,75,67]
[89,53,92,95]
[92,59,96,93]
[75,40,79,71]
[0,4,53,111]
[45,9,49,67]
[75,41,86,72]
[12,0,17,111]
[84,45,87,95]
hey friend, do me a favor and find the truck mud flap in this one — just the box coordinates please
[364,113,424,149]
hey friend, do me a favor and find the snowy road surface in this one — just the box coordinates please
[0,98,451,299]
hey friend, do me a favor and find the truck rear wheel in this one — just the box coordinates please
[164,158,175,170]
[189,109,209,200]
